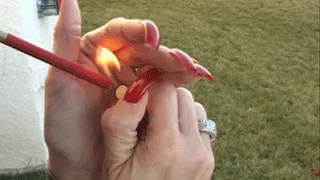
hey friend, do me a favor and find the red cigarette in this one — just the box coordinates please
[0,30,112,89]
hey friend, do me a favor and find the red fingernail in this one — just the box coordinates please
[169,49,197,71]
[141,20,160,49]
[124,68,162,103]
[312,168,319,176]
[192,58,199,64]
[195,64,214,81]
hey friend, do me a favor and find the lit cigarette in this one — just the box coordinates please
[0,29,113,89]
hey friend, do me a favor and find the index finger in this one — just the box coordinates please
[82,18,160,53]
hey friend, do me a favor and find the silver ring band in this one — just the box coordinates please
[198,120,217,142]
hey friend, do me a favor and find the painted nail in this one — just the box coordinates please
[192,58,199,64]
[124,68,162,103]
[312,168,319,176]
[195,64,214,81]
[169,49,197,71]
[141,20,160,49]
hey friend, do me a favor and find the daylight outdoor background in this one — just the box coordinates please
[0,0,319,179]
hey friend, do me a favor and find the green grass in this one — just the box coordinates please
[0,171,45,180]
[1,0,319,179]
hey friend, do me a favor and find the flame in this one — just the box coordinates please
[96,46,120,76]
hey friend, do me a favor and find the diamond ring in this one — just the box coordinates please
[198,120,217,142]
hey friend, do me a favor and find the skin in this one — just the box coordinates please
[45,0,214,179]
[102,82,215,180]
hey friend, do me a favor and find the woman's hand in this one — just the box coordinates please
[101,82,215,180]
[45,0,213,179]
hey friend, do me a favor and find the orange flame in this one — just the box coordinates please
[96,46,120,76]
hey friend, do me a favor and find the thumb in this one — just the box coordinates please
[101,92,149,169]
[53,0,81,61]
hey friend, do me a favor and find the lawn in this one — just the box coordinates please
[1,0,319,179]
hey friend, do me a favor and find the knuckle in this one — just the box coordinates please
[166,135,179,149]
[176,87,194,100]
[110,17,126,22]
[204,152,215,170]
[194,102,205,112]
[101,109,117,130]
[162,134,181,157]
[149,82,175,94]
[101,108,124,129]
[161,82,176,92]
[194,102,207,120]
[105,17,126,28]
[54,24,81,38]
[191,148,209,169]
[102,17,126,36]
[82,33,92,45]
[101,107,138,133]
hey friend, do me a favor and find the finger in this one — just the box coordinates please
[163,64,214,84]
[114,44,213,81]
[53,0,81,61]
[195,102,212,151]
[117,63,211,94]
[163,71,201,85]
[130,64,211,89]
[114,45,184,72]
[82,18,159,58]
[176,88,198,134]
[47,0,82,86]
[147,82,179,137]
[111,64,137,87]
[148,47,198,73]
[195,102,215,179]
[101,91,149,167]
[114,46,203,74]
[135,65,154,76]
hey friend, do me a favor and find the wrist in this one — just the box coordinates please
[48,153,102,180]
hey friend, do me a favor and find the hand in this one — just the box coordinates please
[101,82,215,180]
[44,0,213,179]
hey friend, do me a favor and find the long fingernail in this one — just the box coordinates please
[169,49,197,71]
[141,20,160,49]
[195,64,214,81]
[124,68,162,103]
[192,58,199,64]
